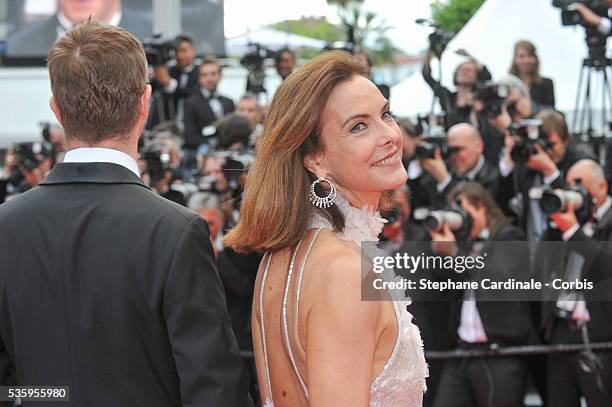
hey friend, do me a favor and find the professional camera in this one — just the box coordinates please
[428,28,454,58]
[414,139,461,160]
[540,179,596,223]
[509,119,553,164]
[416,204,473,240]
[474,82,511,118]
[553,0,610,61]
[240,43,277,95]
[553,0,609,25]
[13,141,53,172]
[143,34,176,66]
[142,143,172,182]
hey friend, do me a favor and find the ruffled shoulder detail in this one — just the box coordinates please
[308,191,387,247]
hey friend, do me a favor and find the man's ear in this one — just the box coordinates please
[140,84,152,120]
[49,97,63,125]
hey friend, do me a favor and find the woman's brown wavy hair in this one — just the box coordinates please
[509,40,542,86]
[224,50,373,253]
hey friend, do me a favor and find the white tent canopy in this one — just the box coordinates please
[225,27,326,56]
[391,0,599,117]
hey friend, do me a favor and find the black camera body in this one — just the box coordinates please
[509,119,553,164]
[540,179,596,224]
[553,0,609,25]
[428,28,454,58]
[414,139,461,160]
[552,0,610,61]
[142,143,172,182]
[240,43,277,95]
[474,83,511,118]
[143,34,176,66]
[13,141,52,172]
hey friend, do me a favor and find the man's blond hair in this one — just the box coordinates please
[48,20,148,143]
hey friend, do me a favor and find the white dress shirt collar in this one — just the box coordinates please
[464,155,485,181]
[63,147,140,178]
[595,196,612,221]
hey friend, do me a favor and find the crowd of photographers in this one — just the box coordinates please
[1,1,612,404]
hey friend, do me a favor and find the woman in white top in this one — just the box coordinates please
[225,50,427,406]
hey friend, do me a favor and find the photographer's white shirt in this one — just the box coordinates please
[63,148,140,178]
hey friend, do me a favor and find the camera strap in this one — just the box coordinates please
[579,321,608,395]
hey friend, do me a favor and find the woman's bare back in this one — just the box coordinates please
[252,228,399,406]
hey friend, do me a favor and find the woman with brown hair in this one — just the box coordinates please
[509,40,556,109]
[225,50,427,406]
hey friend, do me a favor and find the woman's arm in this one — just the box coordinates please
[306,252,382,407]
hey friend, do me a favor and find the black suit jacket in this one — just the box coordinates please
[0,162,253,407]
[447,225,538,347]
[529,77,555,109]
[498,145,595,231]
[422,157,500,209]
[537,202,612,344]
[147,65,201,129]
[6,10,151,57]
[184,91,235,150]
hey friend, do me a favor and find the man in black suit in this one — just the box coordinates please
[538,159,612,406]
[147,35,201,130]
[6,0,151,57]
[420,123,500,209]
[497,109,595,240]
[184,57,235,152]
[0,21,252,407]
[430,182,537,407]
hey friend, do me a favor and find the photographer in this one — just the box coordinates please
[509,40,556,109]
[475,75,536,166]
[184,57,235,152]
[537,159,612,406]
[1,142,54,202]
[215,114,253,153]
[147,35,200,130]
[236,94,264,147]
[139,138,199,207]
[429,182,536,407]
[573,0,612,35]
[274,47,296,81]
[422,48,491,128]
[420,123,500,209]
[498,109,594,239]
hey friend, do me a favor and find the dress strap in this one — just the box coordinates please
[283,228,323,400]
[259,252,274,403]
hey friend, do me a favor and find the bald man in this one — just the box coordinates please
[538,159,612,407]
[420,123,499,208]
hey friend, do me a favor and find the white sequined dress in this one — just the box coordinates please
[259,193,428,406]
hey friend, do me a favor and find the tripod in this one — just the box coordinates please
[572,56,612,158]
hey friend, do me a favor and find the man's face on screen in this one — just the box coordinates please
[58,0,121,25]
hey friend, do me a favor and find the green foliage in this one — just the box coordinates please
[270,17,345,43]
[431,0,485,34]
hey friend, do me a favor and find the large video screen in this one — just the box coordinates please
[1,0,225,58]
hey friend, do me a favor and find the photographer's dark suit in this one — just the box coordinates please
[422,157,500,209]
[147,65,201,130]
[498,145,594,233]
[422,62,491,129]
[529,77,556,109]
[184,91,235,150]
[0,162,253,407]
[6,11,151,57]
[536,200,612,407]
[433,224,537,407]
